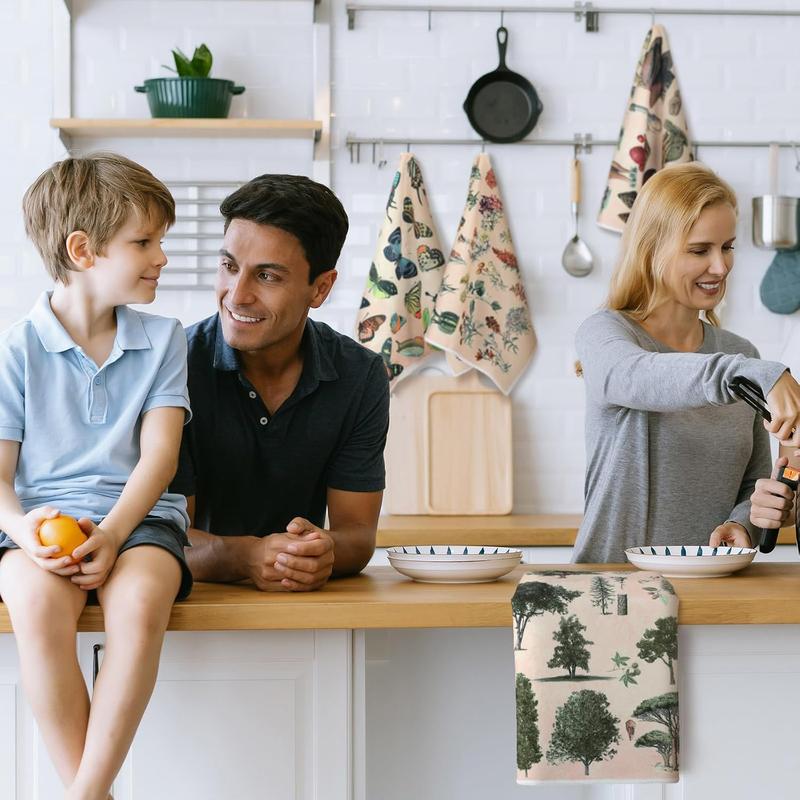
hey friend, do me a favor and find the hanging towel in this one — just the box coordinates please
[513,570,679,784]
[425,153,535,395]
[356,154,446,387]
[598,24,692,232]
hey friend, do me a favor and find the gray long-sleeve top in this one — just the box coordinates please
[573,310,787,563]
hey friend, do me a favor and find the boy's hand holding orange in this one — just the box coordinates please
[69,521,124,592]
[9,506,81,576]
[38,514,87,559]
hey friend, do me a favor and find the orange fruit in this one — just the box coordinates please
[38,515,87,560]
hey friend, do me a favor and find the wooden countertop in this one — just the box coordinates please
[3,564,799,633]
[376,514,797,548]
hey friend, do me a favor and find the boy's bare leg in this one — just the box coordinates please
[0,550,89,786]
[66,546,180,800]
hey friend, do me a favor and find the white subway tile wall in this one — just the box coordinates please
[3,0,800,514]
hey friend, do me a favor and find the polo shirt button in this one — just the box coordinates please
[94,378,101,385]
[249,391,257,399]
[259,416,268,426]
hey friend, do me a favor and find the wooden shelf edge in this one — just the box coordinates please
[50,118,323,139]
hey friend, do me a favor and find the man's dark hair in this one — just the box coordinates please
[220,174,349,282]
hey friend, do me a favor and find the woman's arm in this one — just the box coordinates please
[577,312,787,412]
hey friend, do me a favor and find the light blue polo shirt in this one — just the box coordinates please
[0,292,191,531]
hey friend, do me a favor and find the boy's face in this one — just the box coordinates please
[87,213,168,306]
[216,219,336,354]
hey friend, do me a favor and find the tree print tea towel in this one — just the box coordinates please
[598,24,692,233]
[513,570,679,783]
[356,153,446,388]
[424,153,535,395]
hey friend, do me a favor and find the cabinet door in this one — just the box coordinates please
[83,629,353,800]
[0,634,18,800]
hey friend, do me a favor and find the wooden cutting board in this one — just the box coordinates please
[385,369,513,515]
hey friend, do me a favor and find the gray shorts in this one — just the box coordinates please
[0,516,193,600]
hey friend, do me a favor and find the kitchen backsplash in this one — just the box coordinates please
[2,0,800,514]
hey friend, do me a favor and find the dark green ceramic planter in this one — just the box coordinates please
[134,78,245,118]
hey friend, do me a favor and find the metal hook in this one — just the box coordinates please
[481,139,486,153]
[427,9,432,31]
[650,7,656,26]
[378,140,387,169]
[500,9,504,27]
[792,142,800,173]
[406,142,411,153]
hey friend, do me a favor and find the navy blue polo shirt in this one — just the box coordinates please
[171,314,389,537]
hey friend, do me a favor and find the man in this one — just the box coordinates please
[171,174,389,591]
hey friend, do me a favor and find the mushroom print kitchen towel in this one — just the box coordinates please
[598,24,692,232]
[356,154,446,387]
[513,570,679,783]
[425,153,535,395]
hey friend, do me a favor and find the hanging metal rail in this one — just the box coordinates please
[345,134,800,163]
[346,3,800,32]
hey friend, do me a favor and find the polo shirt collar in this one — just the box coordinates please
[29,292,152,354]
[211,314,338,383]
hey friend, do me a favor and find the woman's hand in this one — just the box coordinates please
[765,371,800,446]
[69,520,123,591]
[709,522,752,548]
[750,455,796,530]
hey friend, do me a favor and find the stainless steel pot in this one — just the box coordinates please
[752,195,800,250]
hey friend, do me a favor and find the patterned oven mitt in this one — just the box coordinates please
[760,250,800,314]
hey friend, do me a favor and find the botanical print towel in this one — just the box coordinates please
[513,570,679,783]
[598,24,692,232]
[356,153,446,387]
[424,153,535,395]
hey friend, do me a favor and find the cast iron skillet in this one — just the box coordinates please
[463,26,543,144]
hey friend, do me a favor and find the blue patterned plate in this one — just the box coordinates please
[625,545,756,578]
[387,545,521,583]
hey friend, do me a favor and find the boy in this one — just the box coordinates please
[0,153,191,800]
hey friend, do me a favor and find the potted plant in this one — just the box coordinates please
[135,44,245,118]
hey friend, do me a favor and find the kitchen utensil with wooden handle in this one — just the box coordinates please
[561,158,593,277]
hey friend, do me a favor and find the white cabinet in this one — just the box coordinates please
[1,629,354,800]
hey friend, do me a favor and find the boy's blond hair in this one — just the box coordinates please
[22,152,175,284]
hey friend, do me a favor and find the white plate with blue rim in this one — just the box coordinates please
[387,545,522,583]
[625,545,757,578]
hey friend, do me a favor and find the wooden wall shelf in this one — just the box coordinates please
[51,118,322,146]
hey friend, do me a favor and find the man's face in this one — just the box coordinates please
[216,219,336,354]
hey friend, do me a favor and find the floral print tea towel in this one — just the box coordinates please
[356,154,446,387]
[513,570,679,784]
[598,24,692,233]
[425,153,535,395]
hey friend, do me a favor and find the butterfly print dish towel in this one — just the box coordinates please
[597,24,692,233]
[425,153,535,395]
[356,153,446,387]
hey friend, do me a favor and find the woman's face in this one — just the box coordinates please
[662,202,737,312]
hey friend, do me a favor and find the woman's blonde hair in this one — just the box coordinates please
[607,162,737,327]
[22,152,175,284]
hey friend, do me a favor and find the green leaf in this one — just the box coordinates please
[169,44,213,77]
[190,43,213,77]
[171,47,194,77]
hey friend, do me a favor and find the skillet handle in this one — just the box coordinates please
[496,26,508,69]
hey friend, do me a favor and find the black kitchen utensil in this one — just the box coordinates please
[730,376,799,553]
[463,26,543,144]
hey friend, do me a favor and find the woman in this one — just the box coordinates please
[574,162,800,563]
